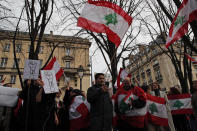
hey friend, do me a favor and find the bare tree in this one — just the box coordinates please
[60,0,144,93]
[24,0,54,59]
[12,0,55,89]
[139,0,197,93]
[0,0,15,29]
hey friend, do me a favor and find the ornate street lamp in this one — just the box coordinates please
[77,65,84,91]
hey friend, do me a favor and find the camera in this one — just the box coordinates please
[105,81,109,87]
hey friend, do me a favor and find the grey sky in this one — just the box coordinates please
[4,0,153,78]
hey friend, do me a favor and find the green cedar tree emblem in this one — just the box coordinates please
[173,100,184,109]
[174,15,186,27]
[104,13,118,25]
[149,103,158,114]
[119,99,130,114]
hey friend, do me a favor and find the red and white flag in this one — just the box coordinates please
[77,1,132,47]
[69,95,90,131]
[116,87,147,128]
[43,57,64,80]
[166,0,197,48]
[185,53,197,64]
[115,68,131,89]
[146,94,168,127]
[168,93,193,115]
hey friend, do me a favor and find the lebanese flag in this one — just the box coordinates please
[168,93,193,115]
[146,94,168,126]
[77,1,132,47]
[185,53,197,64]
[69,95,90,131]
[118,91,135,114]
[116,68,131,90]
[166,0,197,48]
[116,87,147,128]
[43,57,64,80]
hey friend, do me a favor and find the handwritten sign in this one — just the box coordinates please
[23,59,40,80]
[41,70,59,94]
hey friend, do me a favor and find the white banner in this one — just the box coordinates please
[0,86,19,107]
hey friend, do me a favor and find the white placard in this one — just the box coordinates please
[41,70,59,94]
[23,59,41,80]
[0,86,19,107]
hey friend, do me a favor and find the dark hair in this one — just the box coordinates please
[169,87,181,95]
[69,87,73,91]
[95,73,104,80]
[72,89,83,96]
[141,85,149,92]
[151,82,161,90]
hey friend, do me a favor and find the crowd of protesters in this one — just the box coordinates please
[0,73,197,131]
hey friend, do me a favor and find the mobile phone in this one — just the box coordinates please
[105,82,109,87]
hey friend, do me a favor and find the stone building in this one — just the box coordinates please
[127,35,197,91]
[0,30,91,92]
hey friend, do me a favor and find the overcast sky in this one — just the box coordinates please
[5,0,153,79]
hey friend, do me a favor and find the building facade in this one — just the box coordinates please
[127,36,197,91]
[0,30,91,92]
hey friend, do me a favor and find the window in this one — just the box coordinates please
[136,75,140,82]
[39,46,44,54]
[13,58,20,68]
[152,49,157,55]
[153,60,159,68]
[27,45,30,53]
[154,68,163,82]
[65,76,70,82]
[154,60,159,65]
[0,75,3,82]
[65,48,70,56]
[146,69,153,84]
[0,58,8,67]
[141,72,146,85]
[74,78,77,86]
[16,44,22,53]
[3,44,10,52]
[10,75,16,84]
[65,61,70,68]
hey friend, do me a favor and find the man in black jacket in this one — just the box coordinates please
[87,73,113,131]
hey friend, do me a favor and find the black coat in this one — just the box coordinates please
[17,83,41,131]
[35,92,56,131]
[18,82,56,131]
[87,84,113,131]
